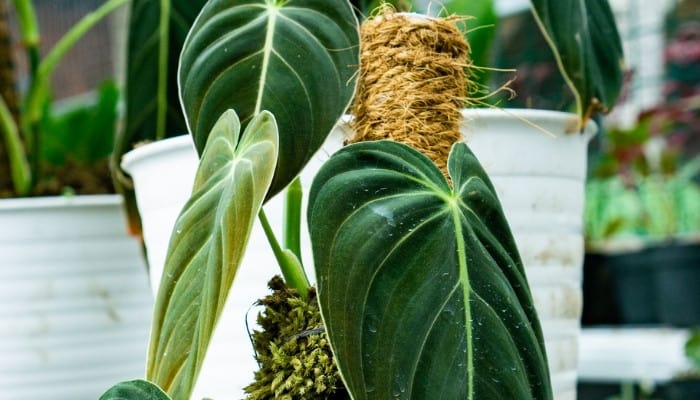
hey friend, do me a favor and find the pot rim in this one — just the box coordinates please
[119,108,593,171]
[121,134,194,173]
[0,193,123,211]
[461,108,598,137]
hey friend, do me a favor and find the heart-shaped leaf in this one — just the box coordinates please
[530,0,624,126]
[146,110,278,399]
[99,380,171,400]
[179,0,359,199]
[309,140,552,399]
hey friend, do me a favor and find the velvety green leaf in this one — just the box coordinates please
[309,140,552,400]
[41,80,118,166]
[146,110,278,399]
[179,0,359,199]
[686,329,700,370]
[99,380,171,400]
[530,0,624,125]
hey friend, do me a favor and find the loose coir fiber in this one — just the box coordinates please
[349,10,473,173]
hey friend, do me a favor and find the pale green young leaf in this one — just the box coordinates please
[146,110,278,399]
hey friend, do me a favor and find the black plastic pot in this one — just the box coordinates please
[665,378,700,400]
[583,241,700,327]
[653,242,700,327]
[606,247,660,325]
[582,252,622,325]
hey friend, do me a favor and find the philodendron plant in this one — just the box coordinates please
[101,0,623,399]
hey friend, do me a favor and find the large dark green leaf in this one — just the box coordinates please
[309,141,552,399]
[99,380,171,400]
[530,0,624,126]
[179,0,359,199]
[146,110,278,399]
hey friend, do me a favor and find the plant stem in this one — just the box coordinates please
[0,95,30,195]
[11,0,39,178]
[283,177,303,262]
[156,0,170,141]
[259,208,310,297]
[11,0,39,76]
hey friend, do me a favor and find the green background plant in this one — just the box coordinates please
[585,106,700,244]
[99,380,170,400]
[585,162,700,244]
[686,329,700,372]
[40,82,118,167]
[0,0,127,196]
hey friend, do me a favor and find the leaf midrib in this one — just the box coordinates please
[256,3,278,114]
[450,196,474,400]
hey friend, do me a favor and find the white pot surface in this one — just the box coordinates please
[0,195,153,399]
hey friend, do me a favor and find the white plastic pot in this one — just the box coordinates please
[462,108,596,400]
[124,109,593,400]
[0,195,153,399]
